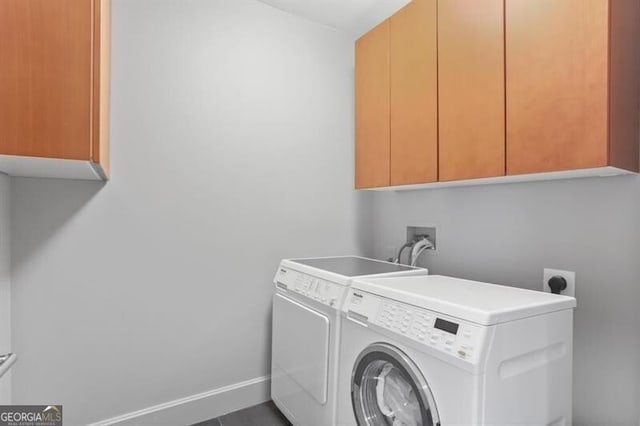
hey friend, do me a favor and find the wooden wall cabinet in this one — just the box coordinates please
[506,0,639,176]
[0,0,111,180]
[355,20,390,189]
[355,0,437,189]
[438,0,505,181]
[355,0,639,190]
[389,0,438,186]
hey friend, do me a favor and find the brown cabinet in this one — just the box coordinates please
[355,0,639,190]
[0,0,110,180]
[506,0,605,174]
[438,0,505,181]
[355,20,390,189]
[355,0,437,189]
[506,0,639,175]
[390,0,438,186]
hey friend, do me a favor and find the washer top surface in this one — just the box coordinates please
[290,256,417,277]
[351,275,576,325]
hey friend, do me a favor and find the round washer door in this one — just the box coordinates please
[351,343,440,426]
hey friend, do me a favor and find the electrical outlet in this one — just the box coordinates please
[543,268,576,297]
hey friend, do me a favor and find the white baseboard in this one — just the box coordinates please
[89,375,271,426]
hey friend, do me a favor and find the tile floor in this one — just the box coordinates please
[192,401,291,426]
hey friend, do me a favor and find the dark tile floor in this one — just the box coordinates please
[192,401,291,426]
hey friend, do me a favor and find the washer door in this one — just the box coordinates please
[351,343,440,426]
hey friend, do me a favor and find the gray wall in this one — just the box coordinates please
[0,174,10,404]
[370,175,640,426]
[9,1,370,424]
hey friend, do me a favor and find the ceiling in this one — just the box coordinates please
[256,0,411,38]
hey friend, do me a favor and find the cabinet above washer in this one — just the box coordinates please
[355,0,640,190]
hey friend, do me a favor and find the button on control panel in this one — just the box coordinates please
[375,301,484,364]
[274,267,345,308]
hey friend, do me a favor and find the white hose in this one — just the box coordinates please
[410,237,434,266]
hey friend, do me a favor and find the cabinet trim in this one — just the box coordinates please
[0,155,104,180]
[362,166,632,191]
[91,0,111,178]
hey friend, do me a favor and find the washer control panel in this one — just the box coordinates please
[345,289,486,365]
[274,267,345,308]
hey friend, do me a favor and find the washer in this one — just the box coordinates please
[338,275,576,426]
[271,256,429,426]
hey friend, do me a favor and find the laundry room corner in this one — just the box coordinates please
[367,175,640,425]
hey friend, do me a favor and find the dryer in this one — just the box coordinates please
[271,256,428,426]
[337,275,576,426]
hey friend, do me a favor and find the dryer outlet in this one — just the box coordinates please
[543,268,576,298]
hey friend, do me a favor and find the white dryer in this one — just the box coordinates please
[337,275,576,426]
[271,256,429,426]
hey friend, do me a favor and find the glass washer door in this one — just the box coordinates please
[351,343,440,426]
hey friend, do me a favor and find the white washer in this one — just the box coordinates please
[271,256,429,426]
[338,275,577,426]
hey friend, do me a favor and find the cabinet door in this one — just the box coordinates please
[355,21,390,189]
[390,0,438,185]
[438,0,505,181]
[506,0,609,174]
[0,0,93,160]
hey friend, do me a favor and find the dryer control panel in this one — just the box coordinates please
[345,289,487,365]
[274,267,346,309]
